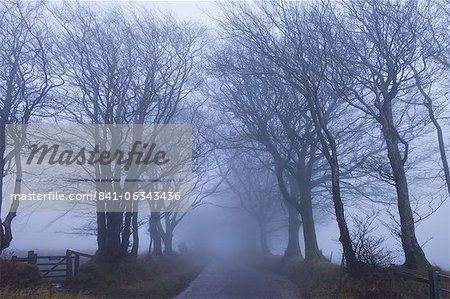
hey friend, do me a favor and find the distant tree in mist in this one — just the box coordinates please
[220,151,288,255]
[148,90,218,256]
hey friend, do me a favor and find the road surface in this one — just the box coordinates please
[176,257,300,298]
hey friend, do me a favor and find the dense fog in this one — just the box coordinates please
[0,1,449,298]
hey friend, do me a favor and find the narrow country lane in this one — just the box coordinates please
[176,257,300,299]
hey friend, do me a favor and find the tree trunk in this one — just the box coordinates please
[96,211,106,253]
[0,123,7,254]
[304,91,358,273]
[297,176,323,261]
[105,212,123,258]
[285,173,322,260]
[0,168,6,253]
[163,216,174,255]
[380,104,431,269]
[284,201,302,259]
[148,215,152,255]
[131,212,139,257]
[0,122,4,215]
[150,212,163,256]
[427,104,450,196]
[1,144,21,253]
[330,163,358,270]
[414,72,450,196]
[164,232,174,255]
[259,222,270,255]
[121,212,133,255]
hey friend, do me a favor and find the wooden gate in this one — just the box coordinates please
[11,249,92,285]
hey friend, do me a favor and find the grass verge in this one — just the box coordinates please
[1,253,207,298]
[251,255,446,298]
[0,259,85,298]
[69,253,208,298]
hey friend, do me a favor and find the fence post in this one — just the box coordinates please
[429,270,440,299]
[66,250,73,283]
[27,250,36,264]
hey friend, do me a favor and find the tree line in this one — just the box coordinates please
[0,0,449,273]
[210,0,450,272]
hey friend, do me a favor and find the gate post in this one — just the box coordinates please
[74,253,80,277]
[66,250,73,282]
[27,250,37,264]
[429,270,440,299]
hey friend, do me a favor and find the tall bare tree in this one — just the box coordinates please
[210,41,331,261]
[55,3,205,259]
[216,1,360,271]
[0,0,62,253]
[328,0,432,269]
[411,0,450,196]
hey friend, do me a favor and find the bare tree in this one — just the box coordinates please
[221,151,288,255]
[209,46,326,260]
[410,0,450,196]
[0,0,62,253]
[215,1,360,271]
[328,0,432,269]
[147,99,218,255]
[55,3,205,259]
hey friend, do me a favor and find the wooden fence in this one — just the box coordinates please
[11,249,92,285]
[390,265,450,299]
